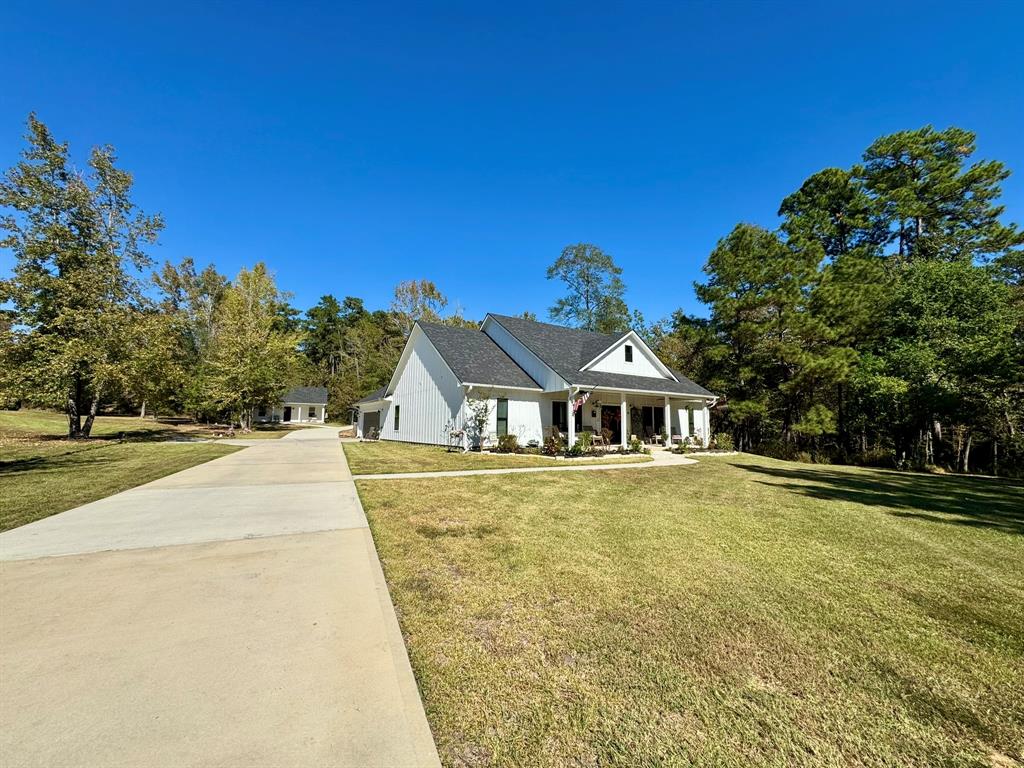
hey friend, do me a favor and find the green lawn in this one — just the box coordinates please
[1,410,240,532]
[0,409,302,440]
[342,440,652,474]
[358,453,1024,767]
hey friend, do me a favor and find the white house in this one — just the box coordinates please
[354,314,716,449]
[255,386,329,424]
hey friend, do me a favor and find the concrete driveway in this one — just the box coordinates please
[0,427,440,768]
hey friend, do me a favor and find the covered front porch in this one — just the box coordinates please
[549,388,713,449]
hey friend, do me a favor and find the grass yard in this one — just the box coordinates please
[358,453,1024,767]
[342,440,652,475]
[0,409,303,441]
[1,410,240,531]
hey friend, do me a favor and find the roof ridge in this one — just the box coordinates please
[487,313,623,341]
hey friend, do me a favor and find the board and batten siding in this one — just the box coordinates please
[474,390,547,446]
[379,328,465,445]
[586,336,668,379]
[482,318,566,391]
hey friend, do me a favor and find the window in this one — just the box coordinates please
[551,401,582,433]
[625,344,633,362]
[394,405,400,431]
[257,405,267,417]
[552,402,567,432]
[308,406,316,418]
[496,398,508,436]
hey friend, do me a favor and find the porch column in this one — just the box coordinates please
[567,391,576,447]
[700,404,711,447]
[663,396,671,446]
[620,393,628,449]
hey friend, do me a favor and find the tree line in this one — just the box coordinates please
[2,116,1021,475]
[650,127,1023,475]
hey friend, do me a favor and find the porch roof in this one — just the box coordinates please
[572,369,714,398]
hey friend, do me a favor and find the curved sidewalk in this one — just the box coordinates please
[352,446,699,480]
[0,426,440,768]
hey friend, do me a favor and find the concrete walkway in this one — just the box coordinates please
[352,446,699,480]
[0,426,440,768]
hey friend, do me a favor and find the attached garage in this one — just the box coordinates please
[354,387,387,439]
[361,410,380,436]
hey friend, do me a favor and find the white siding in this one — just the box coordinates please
[482,318,566,391]
[255,403,326,424]
[587,336,669,379]
[473,390,547,447]
[380,329,465,445]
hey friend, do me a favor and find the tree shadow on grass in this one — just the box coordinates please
[22,426,183,443]
[0,441,122,476]
[735,461,1024,535]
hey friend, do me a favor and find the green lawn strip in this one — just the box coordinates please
[0,410,181,439]
[0,409,307,441]
[342,440,652,474]
[0,440,239,531]
[358,454,1024,767]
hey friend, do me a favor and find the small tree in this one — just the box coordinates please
[1,115,163,437]
[201,264,301,430]
[465,391,493,451]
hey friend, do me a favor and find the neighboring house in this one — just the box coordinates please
[354,314,717,448]
[255,386,329,424]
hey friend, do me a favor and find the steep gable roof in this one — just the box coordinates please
[418,322,541,390]
[485,314,626,380]
[282,386,329,404]
[485,314,715,398]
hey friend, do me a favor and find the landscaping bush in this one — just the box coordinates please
[543,433,564,456]
[713,432,734,451]
[628,436,649,454]
[576,431,593,453]
[495,434,519,453]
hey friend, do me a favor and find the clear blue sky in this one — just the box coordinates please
[3,1,1022,322]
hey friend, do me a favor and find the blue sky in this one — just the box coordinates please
[3,1,1022,322]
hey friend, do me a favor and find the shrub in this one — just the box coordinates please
[543,434,564,456]
[567,440,585,457]
[713,432,734,451]
[577,431,593,453]
[628,436,647,453]
[495,434,519,453]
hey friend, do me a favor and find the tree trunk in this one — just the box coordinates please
[961,433,972,473]
[67,373,84,438]
[139,399,147,419]
[82,391,102,438]
[67,391,81,438]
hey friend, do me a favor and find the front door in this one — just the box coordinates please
[283,406,292,422]
[601,405,621,443]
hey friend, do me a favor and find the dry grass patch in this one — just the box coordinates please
[358,454,1024,767]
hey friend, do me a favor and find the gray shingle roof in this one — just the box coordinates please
[282,386,329,404]
[419,323,541,389]
[487,314,715,398]
[354,386,387,405]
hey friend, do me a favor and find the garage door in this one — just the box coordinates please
[362,410,380,435]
